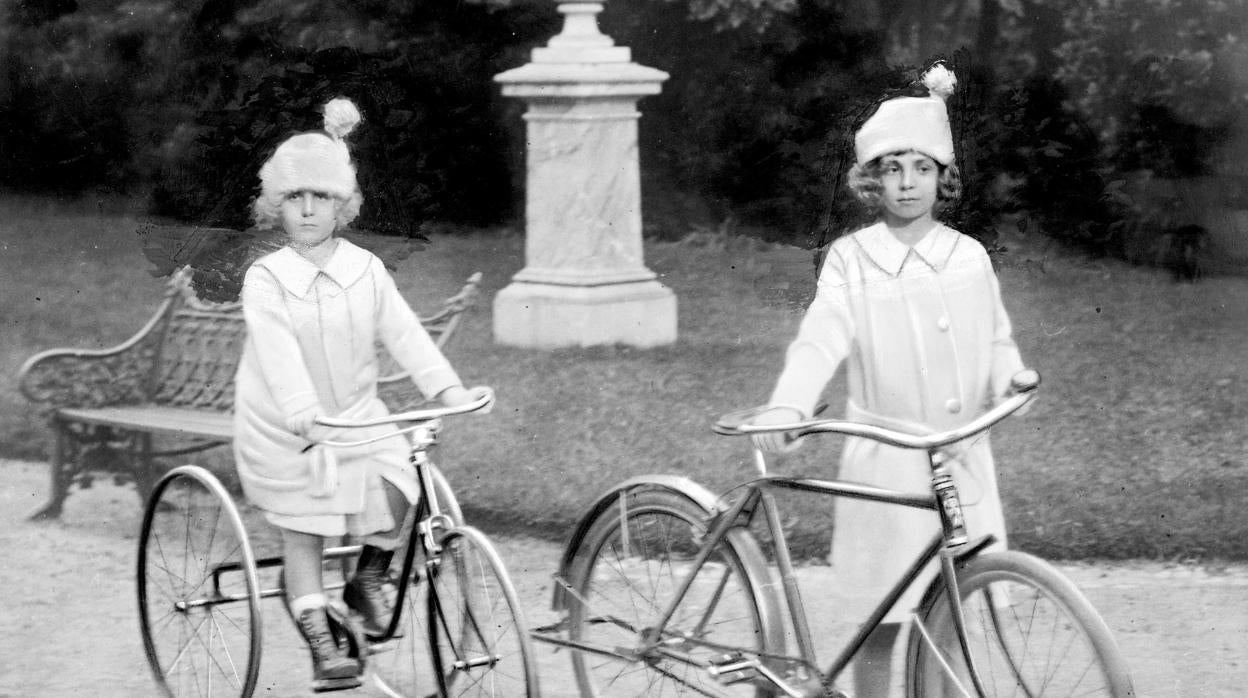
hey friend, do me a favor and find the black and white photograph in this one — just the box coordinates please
[1,0,1245,696]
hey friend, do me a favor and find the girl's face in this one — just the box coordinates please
[280,190,338,247]
[879,152,939,225]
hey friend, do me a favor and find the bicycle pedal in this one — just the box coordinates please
[310,674,364,693]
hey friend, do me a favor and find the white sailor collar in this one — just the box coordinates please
[256,239,372,298]
[853,222,959,275]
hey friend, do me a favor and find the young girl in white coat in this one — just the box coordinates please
[234,97,482,692]
[751,64,1028,696]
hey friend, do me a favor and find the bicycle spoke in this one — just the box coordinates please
[565,488,780,697]
[139,467,261,698]
[426,527,536,696]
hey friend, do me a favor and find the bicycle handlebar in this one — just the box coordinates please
[304,386,494,450]
[714,370,1040,451]
[315,386,494,429]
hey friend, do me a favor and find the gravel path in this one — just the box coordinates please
[2,458,1243,697]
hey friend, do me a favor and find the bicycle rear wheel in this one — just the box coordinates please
[426,525,539,696]
[370,462,465,697]
[137,465,261,698]
[907,550,1134,697]
[563,487,783,697]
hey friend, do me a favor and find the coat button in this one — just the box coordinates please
[936,316,950,331]
[946,398,962,414]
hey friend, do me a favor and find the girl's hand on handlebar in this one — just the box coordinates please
[288,408,334,445]
[438,385,494,414]
[1005,368,1040,416]
[749,406,805,453]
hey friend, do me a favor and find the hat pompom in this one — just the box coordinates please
[921,64,957,102]
[322,98,361,141]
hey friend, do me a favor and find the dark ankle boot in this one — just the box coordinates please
[344,544,395,637]
[295,607,363,692]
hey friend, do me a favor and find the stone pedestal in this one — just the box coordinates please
[493,0,676,348]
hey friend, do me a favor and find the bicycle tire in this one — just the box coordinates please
[370,462,466,697]
[563,486,784,697]
[906,550,1135,697]
[137,465,262,698]
[426,525,539,696]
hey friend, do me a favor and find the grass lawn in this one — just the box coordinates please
[3,196,1246,560]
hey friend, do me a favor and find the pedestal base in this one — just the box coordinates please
[493,279,677,348]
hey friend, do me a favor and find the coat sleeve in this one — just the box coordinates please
[983,254,1026,401]
[372,260,463,400]
[240,265,322,427]
[768,246,854,417]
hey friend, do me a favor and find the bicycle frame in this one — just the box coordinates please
[724,455,996,695]
[202,422,455,639]
[556,446,997,698]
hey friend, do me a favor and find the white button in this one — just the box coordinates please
[946,398,962,414]
[936,317,950,331]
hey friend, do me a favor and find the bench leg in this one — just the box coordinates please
[28,418,71,520]
[134,432,159,510]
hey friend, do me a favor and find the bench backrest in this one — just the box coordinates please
[147,267,478,411]
[150,286,245,411]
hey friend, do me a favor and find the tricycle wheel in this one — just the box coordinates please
[137,465,262,697]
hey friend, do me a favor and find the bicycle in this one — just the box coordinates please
[533,370,1135,696]
[136,387,540,697]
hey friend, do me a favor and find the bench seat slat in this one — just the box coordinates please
[58,406,234,441]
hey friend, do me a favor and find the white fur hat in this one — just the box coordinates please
[258,98,361,199]
[854,64,957,166]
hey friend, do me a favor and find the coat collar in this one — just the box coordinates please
[853,222,959,275]
[256,239,371,298]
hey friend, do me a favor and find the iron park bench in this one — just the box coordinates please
[18,266,482,519]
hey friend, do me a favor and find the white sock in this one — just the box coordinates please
[289,593,327,618]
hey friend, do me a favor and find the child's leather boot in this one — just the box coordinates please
[344,544,395,637]
[295,607,363,692]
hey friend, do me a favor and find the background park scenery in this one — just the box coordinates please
[2,0,1248,562]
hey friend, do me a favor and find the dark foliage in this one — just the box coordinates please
[990,75,1122,256]
[0,48,135,193]
[1,0,1239,263]
[151,46,513,235]
[149,8,544,234]
[604,0,900,244]
[1116,103,1227,179]
[10,0,77,26]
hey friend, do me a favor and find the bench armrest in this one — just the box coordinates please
[19,296,173,410]
[422,271,482,351]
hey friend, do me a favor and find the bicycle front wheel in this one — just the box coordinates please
[426,526,539,696]
[563,487,783,697]
[907,550,1134,697]
[370,462,467,697]
[137,465,262,698]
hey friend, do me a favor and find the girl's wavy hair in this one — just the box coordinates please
[846,151,962,215]
[252,188,363,232]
